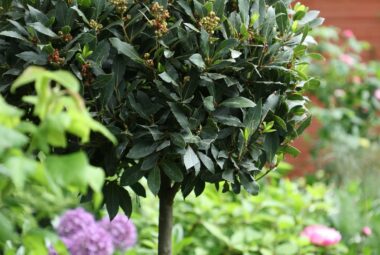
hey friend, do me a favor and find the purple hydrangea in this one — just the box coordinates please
[68,224,114,255]
[99,214,137,251]
[57,208,96,238]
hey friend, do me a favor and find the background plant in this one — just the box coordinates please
[126,176,348,255]
[301,26,380,255]
[0,67,115,254]
[0,1,321,254]
[307,27,380,149]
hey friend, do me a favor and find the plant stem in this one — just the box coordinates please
[158,174,179,255]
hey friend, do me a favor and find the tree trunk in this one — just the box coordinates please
[158,174,179,255]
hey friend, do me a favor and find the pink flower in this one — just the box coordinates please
[374,89,380,100]
[362,226,372,236]
[352,76,362,85]
[343,29,355,38]
[340,54,354,66]
[301,225,342,246]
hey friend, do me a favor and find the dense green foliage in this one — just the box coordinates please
[127,177,349,255]
[0,67,115,253]
[0,0,321,217]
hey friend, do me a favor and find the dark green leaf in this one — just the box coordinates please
[222,168,234,182]
[239,173,259,195]
[197,152,215,173]
[296,115,311,135]
[0,31,28,41]
[118,187,132,218]
[214,0,226,17]
[168,102,190,129]
[244,100,262,131]
[147,166,161,195]
[126,141,158,159]
[130,182,146,197]
[104,182,120,220]
[263,133,280,162]
[161,161,184,182]
[109,37,143,63]
[120,165,144,186]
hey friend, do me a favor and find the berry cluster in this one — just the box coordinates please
[109,0,128,14]
[81,63,94,86]
[150,2,170,37]
[143,53,154,67]
[48,49,64,65]
[200,11,220,35]
[89,19,103,32]
[58,31,73,42]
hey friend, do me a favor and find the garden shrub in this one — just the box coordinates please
[127,178,349,255]
[302,26,380,255]
[0,1,322,253]
[308,27,380,147]
[0,67,115,254]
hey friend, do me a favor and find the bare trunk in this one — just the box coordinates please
[158,174,178,255]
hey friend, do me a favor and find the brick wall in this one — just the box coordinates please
[301,0,380,59]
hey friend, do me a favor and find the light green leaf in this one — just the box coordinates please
[203,96,215,111]
[0,31,28,41]
[189,54,206,69]
[46,152,103,192]
[0,126,28,152]
[220,97,256,108]
[28,22,58,37]
[159,72,179,86]
[183,146,200,170]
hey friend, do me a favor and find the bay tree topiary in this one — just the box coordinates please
[0,0,322,254]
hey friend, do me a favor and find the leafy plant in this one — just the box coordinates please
[128,178,348,255]
[307,27,380,149]
[0,1,321,253]
[0,66,115,254]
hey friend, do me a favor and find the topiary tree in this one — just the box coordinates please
[0,1,322,254]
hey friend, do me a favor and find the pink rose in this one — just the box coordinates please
[340,54,354,66]
[362,226,372,236]
[374,89,380,100]
[343,29,354,38]
[301,225,341,246]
